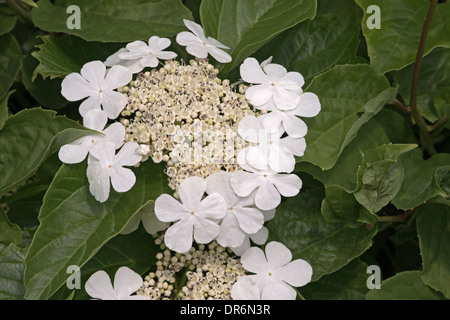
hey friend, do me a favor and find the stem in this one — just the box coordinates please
[5,0,33,24]
[429,116,448,133]
[378,204,425,223]
[408,0,439,156]
[391,99,411,113]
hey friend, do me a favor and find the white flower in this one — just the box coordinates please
[87,141,142,203]
[61,60,132,119]
[205,172,265,248]
[85,266,148,300]
[176,19,231,63]
[230,166,302,211]
[238,241,312,300]
[154,176,227,253]
[240,57,304,110]
[113,36,177,73]
[121,201,170,235]
[257,93,321,139]
[104,48,143,74]
[231,276,295,300]
[238,115,306,173]
[58,109,125,164]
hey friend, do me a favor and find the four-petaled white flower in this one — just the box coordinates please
[236,241,313,300]
[205,172,265,248]
[154,176,227,253]
[58,109,125,164]
[121,201,170,235]
[85,266,148,300]
[112,36,177,73]
[87,141,142,203]
[238,115,306,173]
[240,57,304,111]
[61,60,132,119]
[176,19,232,63]
[257,93,320,139]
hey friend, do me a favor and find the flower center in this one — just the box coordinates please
[190,211,195,215]
[99,89,103,94]
[268,272,272,276]
[263,174,267,178]
[270,83,275,87]
[91,139,95,144]
[108,164,112,169]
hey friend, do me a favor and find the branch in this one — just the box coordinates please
[408,0,439,156]
[391,99,411,113]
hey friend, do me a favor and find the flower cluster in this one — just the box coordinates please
[60,18,319,300]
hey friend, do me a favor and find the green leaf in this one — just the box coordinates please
[0,90,13,131]
[365,271,444,300]
[21,50,67,109]
[373,108,417,144]
[24,159,170,300]
[0,5,17,35]
[267,177,378,281]
[0,206,22,246]
[297,112,390,193]
[321,185,361,224]
[416,204,450,299]
[0,244,26,300]
[298,64,395,170]
[200,0,317,75]
[392,149,450,210]
[0,34,22,100]
[31,35,123,81]
[301,259,369,300]
[355,0,450,74]
[0,108,93,197]
[253,0,363,85]
[391,47,450,123]
[32,0,193,42]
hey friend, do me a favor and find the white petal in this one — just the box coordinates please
[176,31,201,46]
[155,51,177,60]
[273,89,301,111]
[80,61,106,89]
[141,201,170,234]
[231,276,261,300]
[265,241,292,270]
[183,19,207,42]
[89,141,115,164]
[267,174,302,198]
[164,219,194,253]
[268,144,295,173]
[230,171,264,197]
[207,45,232,63]
[86,160,111,203]
[250,226,268,245]
[280,136,306,157]
[113,266,144,299]
[193,216,220,244]
[206,36,230,49]
[205,171,236,205]
[110,167,136,193]
[245,85,273,107]
[263,63,287,77]
[101,90,127,120]
[260,282,296,300]
[262,208,276,222]
[114,141,141,167]
[140,55,160,68]
[230,236,251,256]
[216,213,246,248]
[58,138,92,164]
[278,71,304,90]
[241,246,268,274]
[102,122,125,150]
[185,44,209,59]
[104,65,133,90]
[83,109,107,131]
[254,179,281,210]
[282,114,308,138]
[233,207,264,234]
[238,115,263,143]
[259,56,273,68]
[277,259,313,287]
[240,57,269,84]
[148,36,171,51]
[196,193,227,220]
[85,270,116,300]
[154,194,189,222]
[125,40,149,54]
[294,92,321,117]
[246,146,270,172]
[178,176,206,211]
[79,94,102,117]
[61,73,94,101]
[258,112,283,135]
[104,48,127,67]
